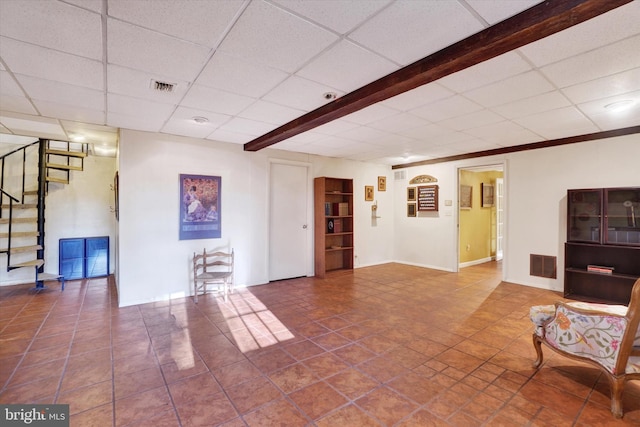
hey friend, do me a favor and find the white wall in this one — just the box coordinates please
[394,134,640,293]
[117,129,394,307]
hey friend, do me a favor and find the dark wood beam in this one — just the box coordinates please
[391,126,640,169]
[244,0,632,152]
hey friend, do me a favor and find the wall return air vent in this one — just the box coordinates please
[150,79,176,93]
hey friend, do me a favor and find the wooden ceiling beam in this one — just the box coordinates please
[244,0,631,152]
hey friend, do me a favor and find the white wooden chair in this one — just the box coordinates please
[193,248,234,303]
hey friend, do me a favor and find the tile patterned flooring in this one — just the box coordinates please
[1,262,639,426]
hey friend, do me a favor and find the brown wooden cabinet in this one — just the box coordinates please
[565,187,640,304]
[314,177,353,278]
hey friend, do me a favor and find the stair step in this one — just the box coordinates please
[46,163,83,171]
[38,272,63,281]
[23,190,38,196]
[46,149,87,158]
[0,231,39,238]
[9,259,45,269]
[0,203,37,209]
[46,176,69,184]
[0,217,37,225]
[0,244,42,254]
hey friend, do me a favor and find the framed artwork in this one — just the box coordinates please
[378,176,386,191]
[460,185,472,209]
[365,185,374,201]
[417,185,438,211]
[481,183,495,207]
[179,174,221,240]
[407,187,416,201]
[407,203,416,217]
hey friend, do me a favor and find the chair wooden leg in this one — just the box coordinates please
[194,280,199,303]
[610,376,625,419]
[532,333,544,368]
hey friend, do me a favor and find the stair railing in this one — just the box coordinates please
[0,140,40,218]
[0,188,19,270]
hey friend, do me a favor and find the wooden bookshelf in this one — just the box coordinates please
[314,177,353,278]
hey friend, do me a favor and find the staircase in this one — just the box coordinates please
[0,139,88,289]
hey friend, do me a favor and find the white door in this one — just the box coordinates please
[269,163,309,281]
[496,178,504,261]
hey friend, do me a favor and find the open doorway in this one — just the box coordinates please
[458,164,504,269]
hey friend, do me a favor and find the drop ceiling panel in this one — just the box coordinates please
[296,40,398,92]
[0,113,66,139]
[410,95,482,123]
[492,91,571,120]
[64,0,102,13]
[349,0,485,65]
[514,106,599,140]
[342,103,401,125]
[217,0,339,73]
[107,65,189,104]
[465,0,541,25]
[0,37,103,90]
[271,0,392,34]
[107,19,211,81]
[262,76,343,112]
[163,106,230,139]
[367,111,430,133]
[0,96,37,116]
[206,128,254,144]
[181,85,255,116]
[463,71,555,109]
[438,109,505,132]
[17,75,104,111]
[382,83,453,112]
[561,68,640,105]
[464,121,543,146]
[34,101,104,125]
[107,93,175,131]
[108,0,246,47]
[196,53,288,98]
[238,100,305,125]
[0,70,24,97]
[218,117,277,136]
[107,111,164,133]
[0,0,102,60]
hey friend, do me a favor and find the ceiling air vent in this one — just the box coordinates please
[150,79,176,93]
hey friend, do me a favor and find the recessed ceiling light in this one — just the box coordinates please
[323,92,337,100]
[192,116,209,124]
[604,99,636,112]
[70,134,86,142]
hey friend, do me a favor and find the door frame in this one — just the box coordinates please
[456,161,508,277]
[267,158,313,280]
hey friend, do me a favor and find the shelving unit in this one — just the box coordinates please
[565,187,640,304]
[314,177,353,278]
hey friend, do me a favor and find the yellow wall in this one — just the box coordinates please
[459,170,503,264]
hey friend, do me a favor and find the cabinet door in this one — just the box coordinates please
[568,189,602,243]
[59,237,109,279]
[604,188,640,246]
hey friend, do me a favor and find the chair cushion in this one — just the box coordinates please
[196,272,232,281]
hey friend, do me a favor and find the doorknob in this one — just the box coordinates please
[302,224,307,229]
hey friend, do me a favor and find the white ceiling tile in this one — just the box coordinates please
[397,123,452,140]
[271,0,392,34]
[161,120,220,140]
[217,0,338,73]
[312,119,360,136]
[165,106,230,128]
[349,0,484,65]
[64,0,103,13]
[438,109,504,132]
[196,53,288,98]
[578,90,640,117]
[382,83,453,111]
[438,51,532,93]
[218,117,277,136]
[58,125,118,146]
[296,40,398,92]
[492,91,571,120]
[0,0,102,60]
[181,84,255,116]
[410,95,482,122]
[206,128,254,144]
[107,19,211,82]
[263,76,343,111]
[337,126,414,147]
[540,35,640,89]
[464,121,542,146]
[17,75,104,111]
[466,0,540,25]
[587,105,640,131]
[277,131,325,146]
[514,106,599,140]
[108,93,175,122]
[107,112,164,133]
[34,101,104,125]
[342,103,400,125]
[0,95,38,115]
[464,71,555,108]
[0,37,103,90]
[108,0,246,47]
[0,112,66,139]
[519,1,640,67]
[562,68,640,105]
[368,112,429,133]
[0,70,24,96]
[239,100,305,125]
[107,65,189,104]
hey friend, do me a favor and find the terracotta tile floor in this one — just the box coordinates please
[1,262,639,426]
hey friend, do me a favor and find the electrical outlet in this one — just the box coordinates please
[466,244,471,251]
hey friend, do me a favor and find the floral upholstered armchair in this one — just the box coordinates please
[530,278,640,418]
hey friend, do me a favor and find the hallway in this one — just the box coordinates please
[1,262,638,425]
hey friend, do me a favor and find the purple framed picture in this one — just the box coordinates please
[179,174,221,240]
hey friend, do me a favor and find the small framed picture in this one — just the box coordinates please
[407,203,417,217]
[365,185,374,201]
[481,183,494,207]
[460,185,472,209]
[378,176,386,191]
[407,187,416,201]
